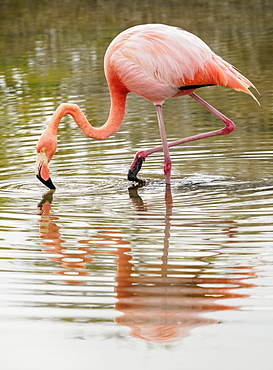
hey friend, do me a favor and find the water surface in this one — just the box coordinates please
[0,1,272,369]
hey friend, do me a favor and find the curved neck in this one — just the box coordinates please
[47,90,127,140]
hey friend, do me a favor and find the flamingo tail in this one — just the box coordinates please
[206,55,260,104]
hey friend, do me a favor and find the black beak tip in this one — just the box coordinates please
[36,175,56,190]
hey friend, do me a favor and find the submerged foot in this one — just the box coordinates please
[127,157,145,184]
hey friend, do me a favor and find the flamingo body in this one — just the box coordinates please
[36,24,258,189]
[105,24,256,104]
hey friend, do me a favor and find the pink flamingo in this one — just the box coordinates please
[36,24,258,189]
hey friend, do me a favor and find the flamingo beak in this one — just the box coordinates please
[36,151,56,190]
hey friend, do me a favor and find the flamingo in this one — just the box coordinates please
[36,23,258,189]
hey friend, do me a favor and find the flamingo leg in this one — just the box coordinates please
[156,104,172,184]
[128,93,236,183]
[128,104,172,184]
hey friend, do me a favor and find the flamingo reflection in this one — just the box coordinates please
[37,188,257,343]
[37,192,93,283]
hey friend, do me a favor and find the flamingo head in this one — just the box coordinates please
[36,131,57,190]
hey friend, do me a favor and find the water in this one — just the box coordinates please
[0,1,272,369]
